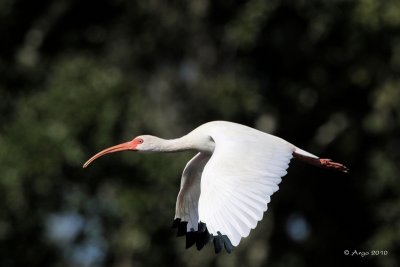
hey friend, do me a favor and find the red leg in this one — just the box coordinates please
[318,158,349,173]
[293,153,349,173]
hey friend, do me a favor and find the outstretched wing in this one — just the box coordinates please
[172,152,211,250]
[198,127,295,253]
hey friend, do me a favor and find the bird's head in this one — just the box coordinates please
[83,135,162,168]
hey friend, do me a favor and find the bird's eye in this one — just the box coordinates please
[138,139,144,144]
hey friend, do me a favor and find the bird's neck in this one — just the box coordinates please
[152,134,214,153]
[161,137,196,152]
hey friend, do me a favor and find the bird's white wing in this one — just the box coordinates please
[198,127,294,253]
[172,152,212,250]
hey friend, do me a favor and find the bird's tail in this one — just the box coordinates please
[294,147,319,159]
[293,147,349,173]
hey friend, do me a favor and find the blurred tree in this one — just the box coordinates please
[0,0,399,266]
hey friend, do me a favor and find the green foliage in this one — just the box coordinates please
[0,0,399,266]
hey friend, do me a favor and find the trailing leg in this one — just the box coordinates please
[293,148,349,173]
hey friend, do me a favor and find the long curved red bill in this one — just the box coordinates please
[83,141,135,168]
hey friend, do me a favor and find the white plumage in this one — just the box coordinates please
[83,121,348,253]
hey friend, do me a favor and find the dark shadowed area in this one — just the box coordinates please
[0,1,399,266]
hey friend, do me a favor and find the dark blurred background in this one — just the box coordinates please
[0,0,399,266]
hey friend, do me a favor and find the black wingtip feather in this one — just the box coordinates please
[221,235,234,253]
[186,231,196,248]
[213,235,223,254]
[177,221,188,237]
[173,219,234,253]
[172,218,181,228]
[196,230,212,250]
[198,222,207,232]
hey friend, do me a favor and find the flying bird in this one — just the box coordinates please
[83,121,348,253]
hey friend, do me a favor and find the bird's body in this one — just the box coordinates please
[83,121,348,253]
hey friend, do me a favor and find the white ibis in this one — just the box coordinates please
[83,121,348,253]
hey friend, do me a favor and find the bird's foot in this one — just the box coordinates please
[319,158,349,173]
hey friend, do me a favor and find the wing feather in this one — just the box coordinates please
[173,152,210,236]
[198,124,295,249]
